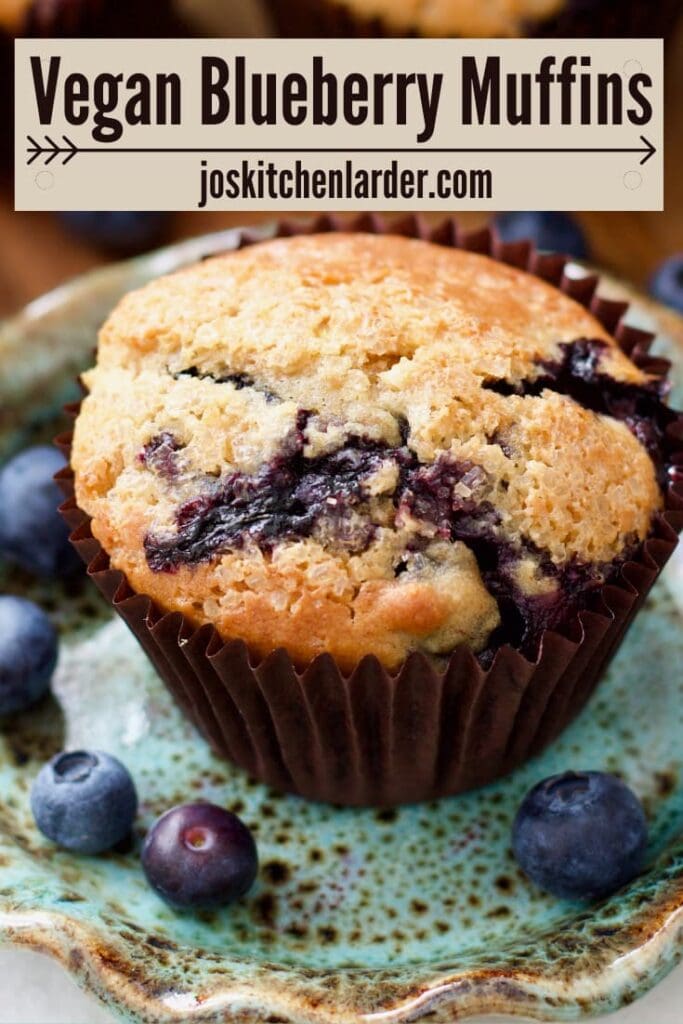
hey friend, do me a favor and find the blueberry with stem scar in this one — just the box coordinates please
[31,750,138,854]
[142,802,258,910]
[512,771,648,900]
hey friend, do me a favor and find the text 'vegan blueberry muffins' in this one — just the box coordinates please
[265,0,682,38]
[63,220,683,806]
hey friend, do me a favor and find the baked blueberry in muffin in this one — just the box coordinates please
[71,233,673,672]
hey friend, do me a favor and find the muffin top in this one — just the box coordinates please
[72,232,668,671]
[326,0,565,38]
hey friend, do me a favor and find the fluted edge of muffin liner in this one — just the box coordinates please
[56,214,683,806]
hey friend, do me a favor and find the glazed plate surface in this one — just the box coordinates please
[1,222,683,1024]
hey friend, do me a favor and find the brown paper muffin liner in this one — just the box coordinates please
[265,0,681,39]
[56,214,683,806]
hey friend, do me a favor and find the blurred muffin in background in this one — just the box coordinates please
[265,0,682,39]
[175,0,272,36]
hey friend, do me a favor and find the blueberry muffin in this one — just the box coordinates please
[266,0,681,38]
[70,233,674,674]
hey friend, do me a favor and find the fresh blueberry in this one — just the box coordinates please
[0,446,81,579]
[649,255,683,314]
[493,212,589,260]
[142,802,258,910]
[57,212,170,256]
[0,596,58,715]
[512,771,648,901]
[31,750,138,854]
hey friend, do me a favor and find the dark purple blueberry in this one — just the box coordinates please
[57,212,170,256]
[142,803,258,910]
[139,432,182,479]
[493,212,589,260]
[649,255,683,314]
[400,460,488,536]
[0,446,81,579]
[174,367,277,400]
[31,750,138,854]
[512,771,648,900]
[0,596,57,715]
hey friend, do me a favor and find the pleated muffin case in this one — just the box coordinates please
[58,216,683,807]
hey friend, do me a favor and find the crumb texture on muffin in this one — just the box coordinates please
[321,0,565,37]
[72,233,667,670]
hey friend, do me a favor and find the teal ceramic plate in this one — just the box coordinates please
[1,224,683,1024]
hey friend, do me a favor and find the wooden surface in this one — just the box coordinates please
[0,22,681,318]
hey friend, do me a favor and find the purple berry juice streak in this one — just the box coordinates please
[173,366,280,403]
[145,427,413,571]
[484,338,676,482]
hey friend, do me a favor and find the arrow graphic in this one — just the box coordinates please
[26,135,657,167]
[26,134,78,166]
[636,135,657,165]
